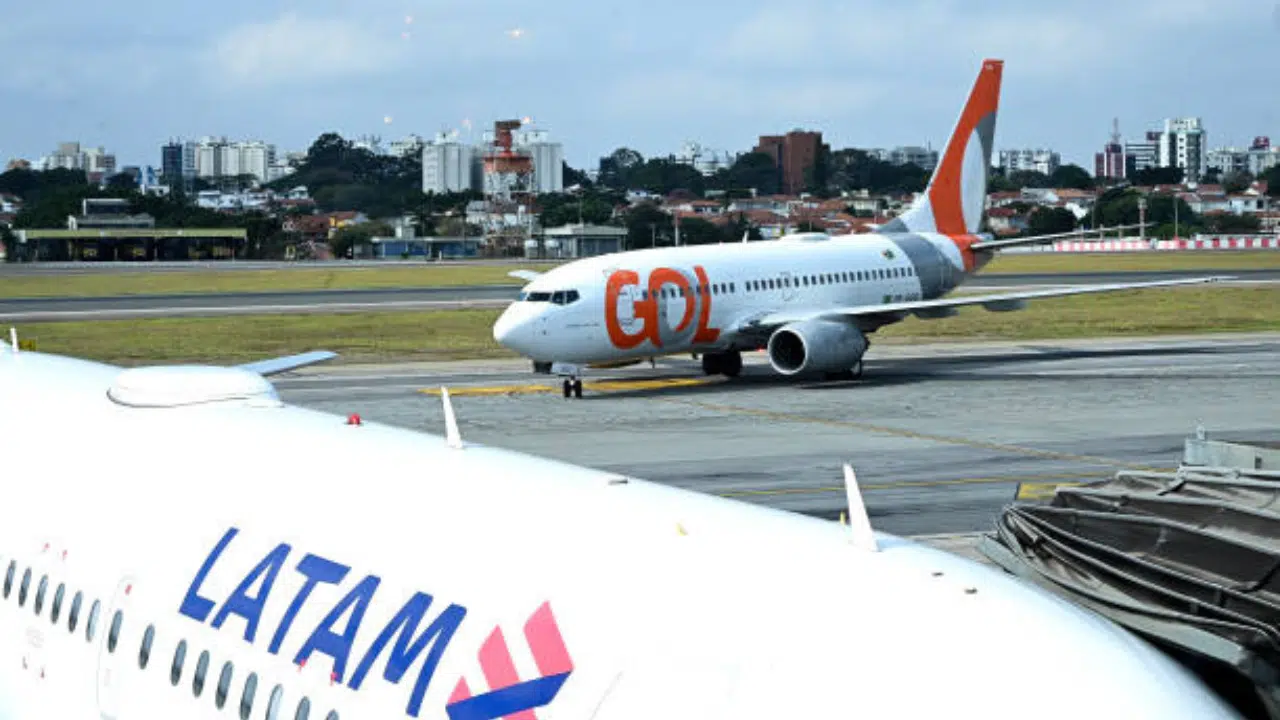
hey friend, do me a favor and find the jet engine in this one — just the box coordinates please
[766,319,868,376]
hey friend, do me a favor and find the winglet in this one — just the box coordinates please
[440,386,463,449]
[843,464,879,551]
[8,328,16,354]
[508,270,541,282]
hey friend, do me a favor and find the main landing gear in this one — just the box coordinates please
[562,377,583,399]
[701,350,743,378]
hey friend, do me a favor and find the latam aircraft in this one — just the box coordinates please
[493,59,1224,397]
[0,333,1243,718]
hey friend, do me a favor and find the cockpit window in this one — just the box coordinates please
[521,289,579,305]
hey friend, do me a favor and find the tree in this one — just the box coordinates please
[0,225,15,262]
[623,203,671,249]
[1131,166,1184,186]
[1027,207,1077,235]
[563,162,591,189]
[1203,212,1261,234]
[106,173,138,191]
[1008,170,1051,189]
[1265,166,1280,198]
[1223,171,1254,194]
[1050,164,1094,190]
[329,221,393,259]
[1202,167,1223,185]
[597,148,644,189]
[628,158,705,197]
[715,152,782,196]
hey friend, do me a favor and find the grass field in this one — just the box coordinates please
[11,286,1277,366]
[0,263,560,299]
[0,251,1276,299]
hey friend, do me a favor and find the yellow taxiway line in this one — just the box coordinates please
[715,472,1100,502]
[419,376,719,397]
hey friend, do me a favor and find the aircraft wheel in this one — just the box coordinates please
[572,379,583,398]
[852,360,864,379]
[562,379,572,398]
[701,353,722,376]
[721,351,743,378]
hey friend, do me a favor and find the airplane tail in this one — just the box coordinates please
[879,59,1003,237]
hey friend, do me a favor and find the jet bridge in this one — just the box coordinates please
[980,442,1280,720]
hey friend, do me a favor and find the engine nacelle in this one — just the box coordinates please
[766,319,868,376]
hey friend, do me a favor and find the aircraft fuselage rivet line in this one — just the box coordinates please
[661,399,1165,472]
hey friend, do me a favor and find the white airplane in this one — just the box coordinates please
[0,332,1243,718]
[493,59,1226,397]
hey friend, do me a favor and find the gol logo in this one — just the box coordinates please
[604,265,720,350]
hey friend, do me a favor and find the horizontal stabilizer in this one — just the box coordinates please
[509,270,542,282]
[238,350,337,377]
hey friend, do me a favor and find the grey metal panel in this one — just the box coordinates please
[888,234,954,298]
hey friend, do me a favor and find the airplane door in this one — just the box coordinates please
[96,575,135,720]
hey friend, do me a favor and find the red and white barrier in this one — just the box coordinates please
[1003,235,1280,253]
[1155,236,1280,250]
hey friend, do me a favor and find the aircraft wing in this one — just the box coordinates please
[508,270,542,282]
[738,276,1232,332]
[969,223,1149,251]
[238,350,337,377]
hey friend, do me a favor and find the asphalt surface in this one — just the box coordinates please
[272,332,1280,539]
[2,269,1275,321]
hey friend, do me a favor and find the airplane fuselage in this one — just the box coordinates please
[493,231,990,366]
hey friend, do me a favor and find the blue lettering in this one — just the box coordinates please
[293,574,381,682]
[211,542,291,642]
[350,592,468,718]
[268,554,350,655]
[179,527,239,623]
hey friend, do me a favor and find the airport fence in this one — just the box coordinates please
[1004,235,1280,253]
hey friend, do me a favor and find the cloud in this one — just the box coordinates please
[204,13,409,89]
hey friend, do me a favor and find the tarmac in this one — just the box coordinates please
[272,331,1280,546]
[1,269,1275,321]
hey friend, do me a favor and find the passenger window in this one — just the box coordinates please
[19,568,31,607]
[193,650,210,697]
[295,697,311,720]
[266,684,284,720]
[730,282,735,293]
[34,574,48,615]
[3,560,13,599]
[86,599,100,642]
[216,661,234,708]
[69,591,82,633]
[139,624,155,669]
[107,609,123,653]
[171,640,188,685]
[241,672,259,719]
[51,583,65,624]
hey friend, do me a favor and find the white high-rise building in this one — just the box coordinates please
[996,148,1061,176]
[1158,117,1206,182]
[82,147,116,175]
[192,137,277,183]
[389,134,425,158]
[423,139,477,193]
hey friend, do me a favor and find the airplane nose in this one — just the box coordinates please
[492,306,532,353]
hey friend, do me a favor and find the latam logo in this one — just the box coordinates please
[604,265,721,350]
[178,528,573,719]
[446,602,574,720]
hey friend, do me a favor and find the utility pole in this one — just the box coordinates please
[1138,195,1147,244]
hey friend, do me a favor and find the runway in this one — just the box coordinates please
[272,332,1280,539]
[2,268,1274,321]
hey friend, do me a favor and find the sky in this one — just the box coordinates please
[1,0,1278,173]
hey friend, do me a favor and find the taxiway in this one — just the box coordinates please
[273,332,1280,539]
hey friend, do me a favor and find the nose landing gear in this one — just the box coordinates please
[562,378,583,398]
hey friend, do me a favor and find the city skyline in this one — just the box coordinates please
[1,0,1276,172]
